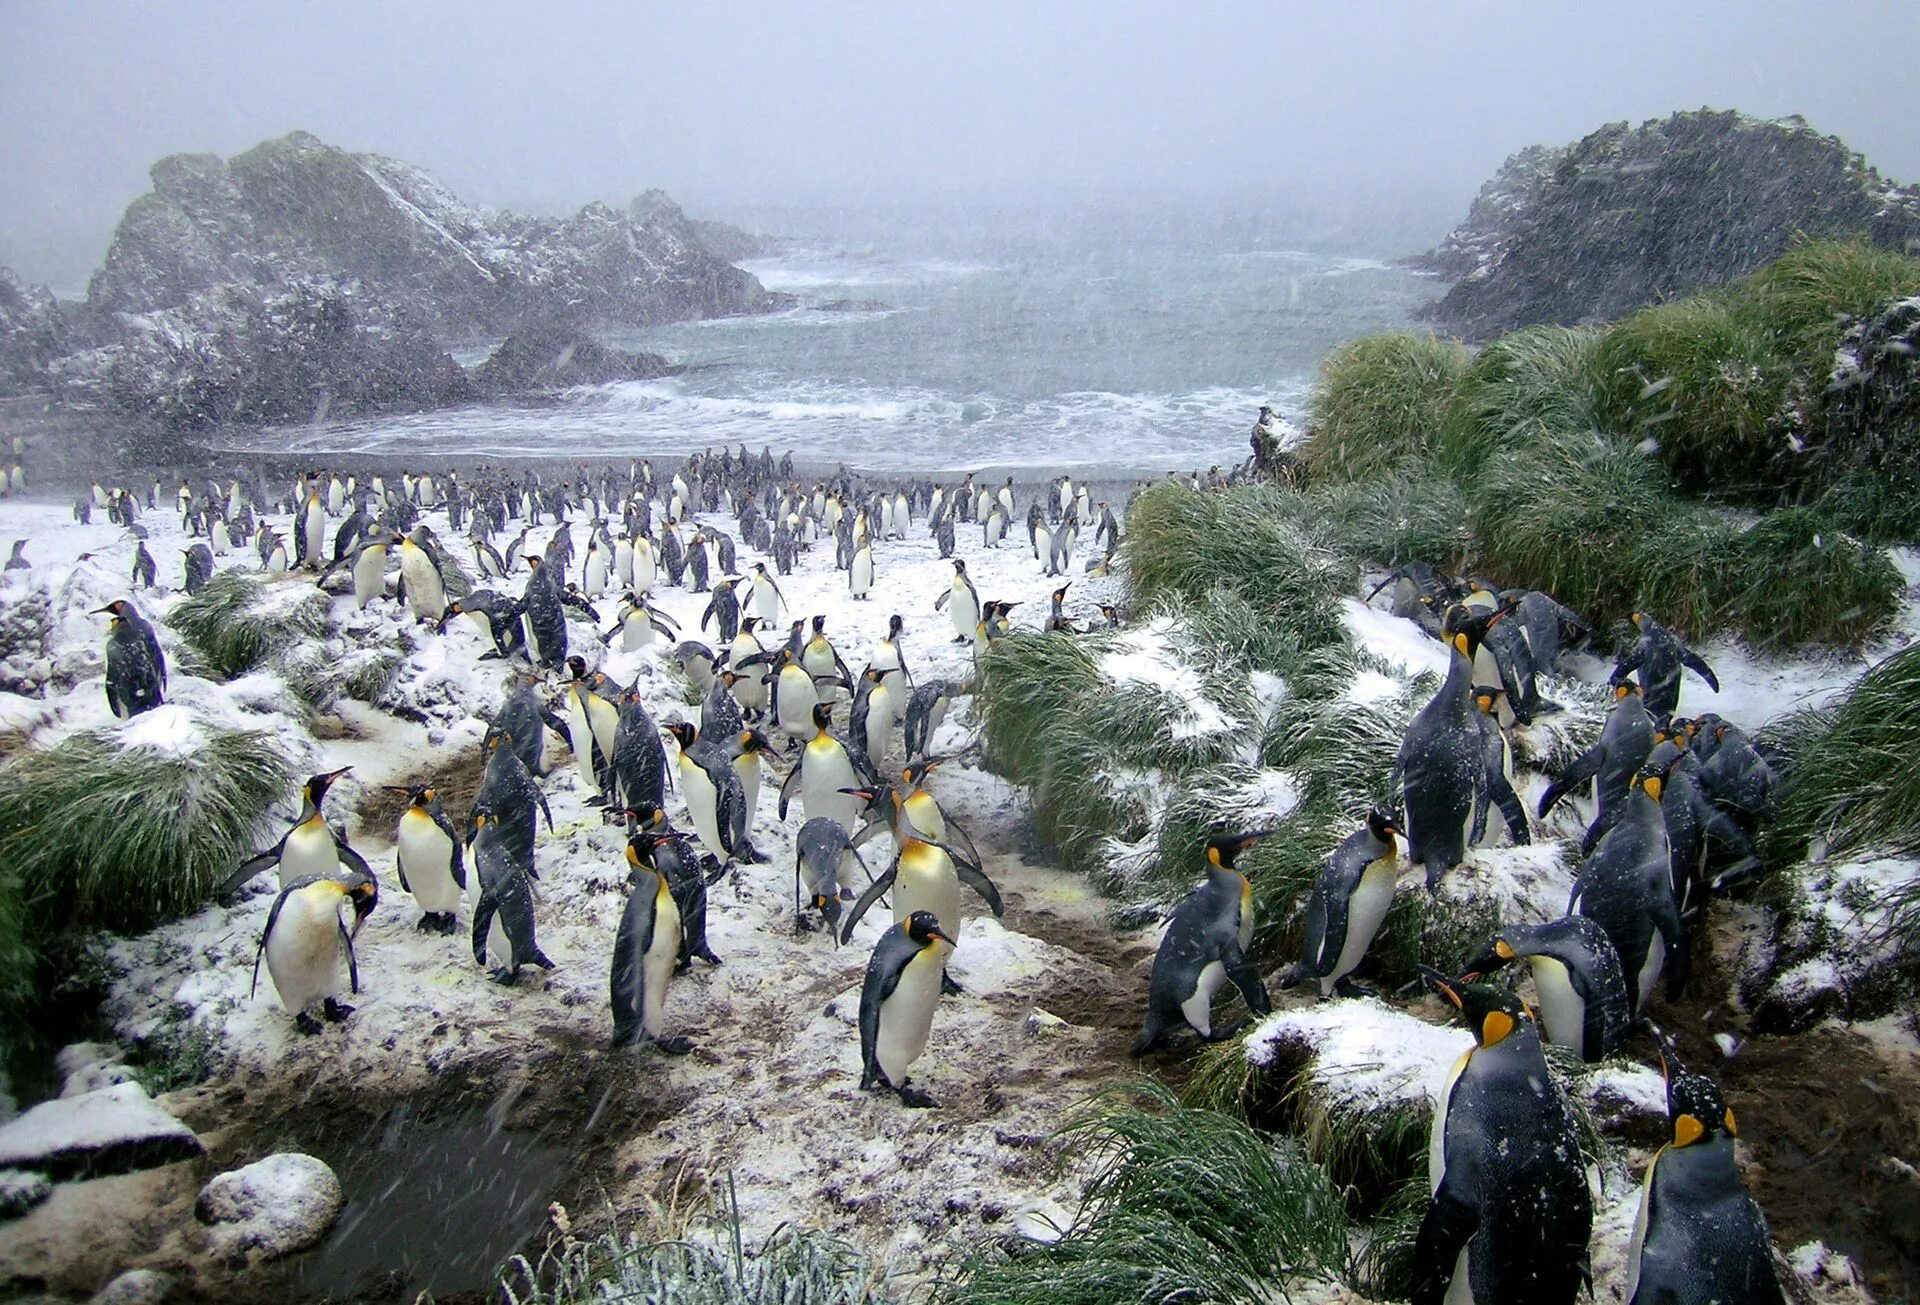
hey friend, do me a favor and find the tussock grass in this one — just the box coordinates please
[1765,645,1920,862]
[1307,473,1472,571]
[1595,295,1788,494]
[1443,325,1608,470]
[950,1081,1347,1304]
[0,723,292,932]
[165,572,331,680]
[1303,333,1471,481]
[1816,469,1920,546]
[1743,238,1920,367]
[1729,507,1899,648]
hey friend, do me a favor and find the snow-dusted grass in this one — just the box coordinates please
[1744,237,1920,371]
[1767,644,1920,863]
[1303,332,1471,481]
[165,571,331,681]
[950,1082,1347,1304]
[1443,324,1608,473]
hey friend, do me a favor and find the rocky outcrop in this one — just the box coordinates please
[0,268,71,392]
[1416,110,1920,339]
[689,215,774,263]
[473,322,676,398]
[0,1082,201,1181]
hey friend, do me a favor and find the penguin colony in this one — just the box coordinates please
[67,452,1125,1113]
[53,446,1790,1297]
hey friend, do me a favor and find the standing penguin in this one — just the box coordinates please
[564,656,622,804]
[182,543,214,594]
[609,689,669,814]
[778,703,869,833]
[387,783,465,934]
[1413,973,1593,1305]
[872,613,913,698]
[837,825,1004,967]
[1132,831,1274,1055]
[521,556,568,669]
[252,870,378,1034]
[1539,680,1656,828]
[934,558,981,644]
[794,816,870,933]
[398,526,448,623]
[1284,808,1401,998]
[222,769,372,899]
[469,806,554,984]
[849,541,874,600]
[131,541,156,590]
[1463,916,1631,1064]
[749,562,785,627]
[1626,1045,1786,1305]
[609,833,696,1052]
[857,910,957,1107]
[95,600,167,719]
[903,679,958,762]
[700,577,743,643]
[1569,767,1687,1016]
[1615,612,1719,723]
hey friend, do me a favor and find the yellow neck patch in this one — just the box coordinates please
[1481,1010,1515,1046]
[1673,1114,1706,1147]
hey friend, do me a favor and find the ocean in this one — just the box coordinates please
[202,206,1440,477]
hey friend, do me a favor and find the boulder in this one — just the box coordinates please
[474,323,677,397]
[1415,110,1920,339]
[89,1268,175,1305]
[0,1168,51,1218]
[0,1082,201,1181]
[195,1152,343,1260]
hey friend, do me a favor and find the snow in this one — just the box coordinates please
[196,1153,344,1259]
[0,1082,201,1179]
[0,1168,51,1218]
[1245,998,1470,1117]
[1341,598,1449,682]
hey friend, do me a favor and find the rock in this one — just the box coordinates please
[195,1152,343,1260]
[473,322,677,397]
[0,1162,197,1298]
[0,1168,51,1218]
[688,215,775,263]
[1415,110,1920,339]
[89,1268,174,1305]
[1741,853,1920,1033]
[57,1042,137,1098]
[0,266,71,394]
[0,1082,202,1181]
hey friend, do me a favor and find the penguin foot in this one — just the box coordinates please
[489,967,519,986]
[941,972,965,997]
[1332,977,1377,1000]
[294,1012,324,1036]
[744,844,771,864]
[695,945,722,966]
[438,912,460,934]
[654,1035,697,1056]
[897,1084,938,1109]
[323,998,354,1023]
[415,914,438,933]
[585,795,607,808]
[1204,1019,1250,1043]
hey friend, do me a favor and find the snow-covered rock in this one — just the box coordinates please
[88,1268,175,1305]
[0,1082,201,1180]
[195,1152,343,1260]
[0,1168,51,1218]
[56,1042,137,1098]
[1743,852,1920,1032]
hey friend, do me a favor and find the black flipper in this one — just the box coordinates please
[1410,1184,1480,1305]
[839,858,900,945]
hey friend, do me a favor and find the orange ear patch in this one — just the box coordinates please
[1723,1108,1738,1137]
[1674,1114,1706,1148]
[1481,1010,1515,1046]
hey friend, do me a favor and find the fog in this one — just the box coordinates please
[6,0,1920,288]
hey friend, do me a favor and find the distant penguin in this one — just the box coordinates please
[521,556,568,669]
[1132,831,1274,1054]
[1626,1044,1786,1305]
[849,542,874,600]
[131,540,156,590]
[872,613,913,698]
[1463,915,1630,1063]
[223,769,372,899]
[398,526,448,622]
[857,910,956,1107]
[700,577,742,642]
[469,805,554,983]
[1285,809,1401,998]
[1414,973,1593,1305]
[935,558,981,645]
[251,870,378,1035]
[182,543,214,594]
[95,599,167,719]
[1615,612,1719,723]
[387,783,466,934]
[609,833,695,1052]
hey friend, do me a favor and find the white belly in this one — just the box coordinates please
[851,552,872,596]
[754,584,778,624]
[634,546,656,594]
[1638,932,1665,1011]
[1180,960,1228,1037]
[877,944,946,1084]
[893,856,963,939]
[583,554,608,596]
[279,821,339,888]
[400,552,445,618]
[1445,1247,1473,1305]
[778,672,819,737]
[1324,863,1397,994]
[950,591,978,639]
[568,696,598,789]
[480,912,510,969]
[679,761,726,857]
[801,748,860,832]
[621,611,654,651]
[398,814,460,913]
[642,893,681,1036]
[1431,1051,1469,1195]
[864,691,895,764]
[353,550,385,607]
[265,892,347,1013]
[1526,955,1587,1056]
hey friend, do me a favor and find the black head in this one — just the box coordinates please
[1657,1039,1736,1148]
[811,702,833,729]
[1441,603,1508,661]
[952,559,967,574]
[342,870,378,931]
[1052,583,1071,601]
[1365,807,1401,843]
[888,613,905,637]
[1423,969,1531,1048]
[664,721,697,749]
[566,655,589,680]
[1205,829,1271,871]
[306,768,352,806]
[811,614,827,634]
[738,729,770,755]
[903,909,955,948]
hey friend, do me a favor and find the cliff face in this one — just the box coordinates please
[1416,110,1920,339]
[22,131,777,428]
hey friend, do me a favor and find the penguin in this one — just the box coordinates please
[471,730,555,871]
[581,531,611,598]
[441,590,528,659]
[1131,831,1274,1055]
[674,641,718,697]
[778,703,868,833]
[701,670,746,744]
[1539,680,1656,828]
[609,688,669,814]
[1285,808,1401,998]
[872,613,913,699]
[398,526,448,623]
[521,556,568,669]
[223,769,372,899]
[664,721,758,868]
[857,910,956,1108]
[903,680,958,762]
[1414,973,1593,1305]
[628,806,723,970]
[609,832,696,1052]
[565,656,622,804]
[849,542,874,600]
[131,541,156,590]
[298,491,328,571]
[251,870,378,1035]
[1394,605,1530,887]
[731,728,772,835]
[94,600,167,719]
[1695,721,1776,831]
[1462,915,1631,1063]
[182,543,214,594]
[794,816,870,933]
[838,823,1004,963]
[1509,589,1593,676]
[686,530,710,593]
[1615,612,1719,723]
[387,783,465,934]
[469,805,554,983]
[749,562,786,627]
[348,531,397,609]
[1569,766,1687,1016]
[801,614,853,698]
[773,647,825,740]
[856,668,897,769]
[1041,583,1078,634]
[700,577,743,643]
[934,558,981,644]
[1626,1044,1786,1305]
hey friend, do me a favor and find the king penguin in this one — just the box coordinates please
[469,805,555,984]
[1132,831,1274,1054]
[609,832,696,1053]
[223,769,372,899]
[95,600,166,719]
[858,910,956,1107]
[1414,972,1593,1305]
[252,869,378,1035]
[1462,915,1631,1063]
[1285,808,1401,998]
[1568,766,1687,1016]
[935,558,981,644]
[386,783,465,934]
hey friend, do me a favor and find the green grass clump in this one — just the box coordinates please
[1442,325,1608,472]
[950,1082,1347,1304]
[1124,481,1357,650]
[1728,507,1900,648]
[0,723,292,933]
[1815,468,1920,546]
[1303,333,1471,481]
[1595,294,1789,496]
[1765,645,1920,863]
[165,572,332,680]
[1742,238,1920,368]
[1307,473,1472,571]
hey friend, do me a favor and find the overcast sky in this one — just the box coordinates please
[6,1,1920,286]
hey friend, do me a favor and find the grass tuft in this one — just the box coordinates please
[1742,237,1920,368]
[1303,333,1471,481]
[1443,325,1608,471]
[165,572,332,680]
[949,1081,1347,1303]
[1765,645,1920,863]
